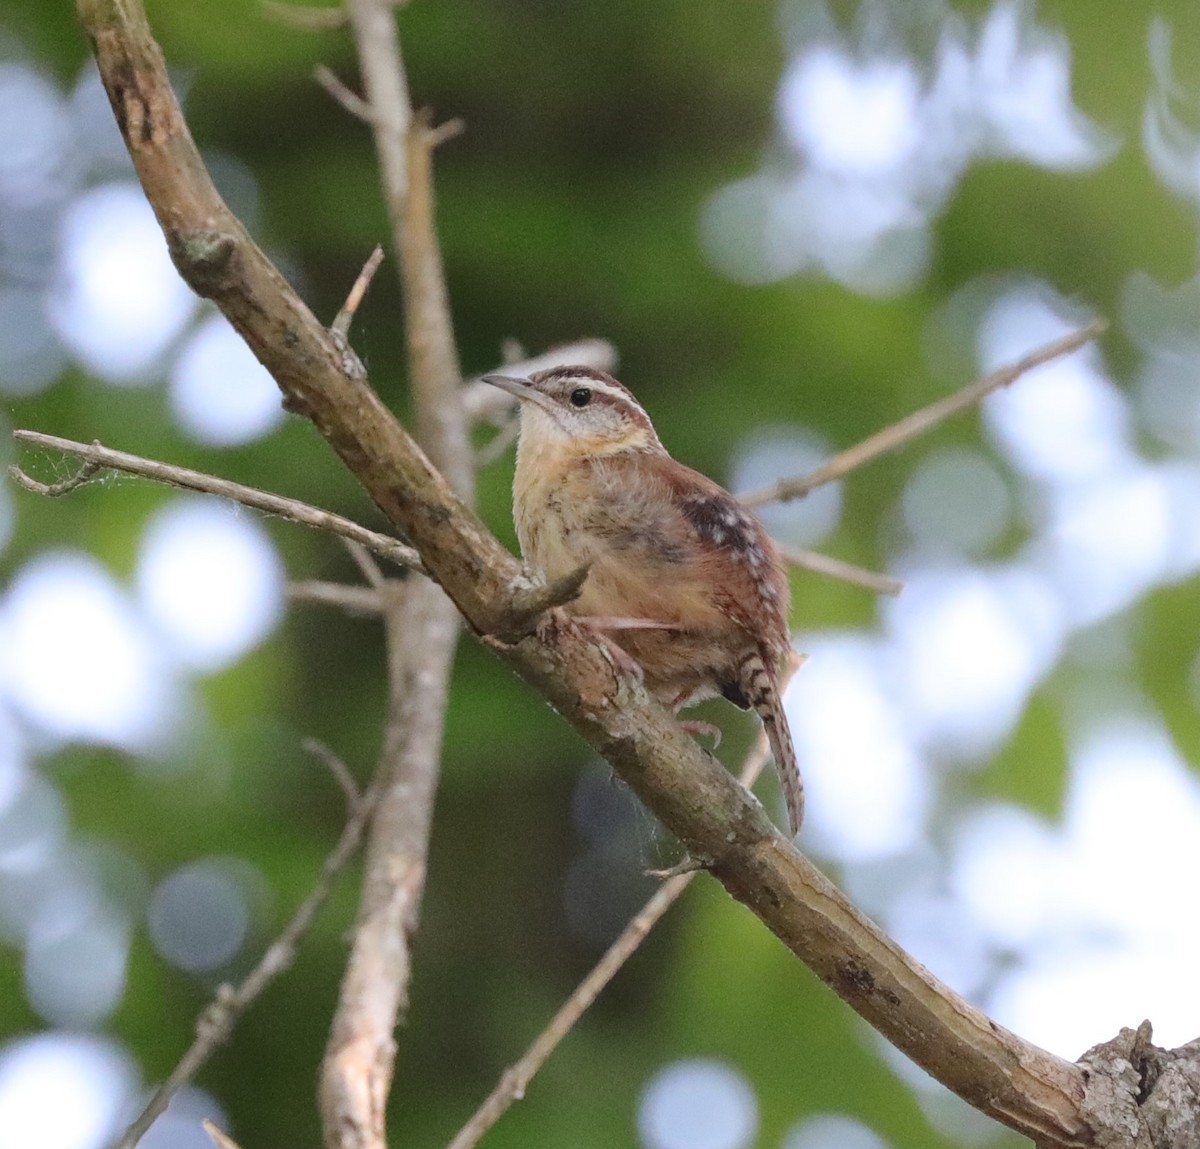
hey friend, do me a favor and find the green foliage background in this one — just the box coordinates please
[3,2,1199,1147]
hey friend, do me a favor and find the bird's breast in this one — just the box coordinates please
[513,450,597,581]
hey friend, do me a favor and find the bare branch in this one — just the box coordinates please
[447,736,772,1149]
[10,431,427,575]
[287,580,385,615]
[474,416,520,467]
[427,117,465,148]
[304,738,362,809]
[777,544,903,596]
[739,319,1108,507]
[332,244,385,340]
[113,756,378,1149]
[344,538,386,588]
[314,65,375,123]
[8,458,99,496]
[318,3,474,1148]
[202,1121,245,1149]
[321,576,458,1149]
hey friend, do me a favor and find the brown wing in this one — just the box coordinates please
[672,467,790,652]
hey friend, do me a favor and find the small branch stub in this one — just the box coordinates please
[332,244,386,339]
[495,564,592,642]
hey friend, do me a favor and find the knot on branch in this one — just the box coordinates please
[1076,1020,1200,1148]
[169,228,237,297]
[485,565,591,644]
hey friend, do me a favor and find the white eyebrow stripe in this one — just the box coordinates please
[583,380,638,405]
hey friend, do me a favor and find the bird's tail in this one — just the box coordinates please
[739,651,804,835]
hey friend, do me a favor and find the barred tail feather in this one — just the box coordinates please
[739,653,804,835]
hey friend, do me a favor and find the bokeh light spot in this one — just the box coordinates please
[901,447,1011,557]
[0,551,179,751]
[0,283,66,396]
[0,63,76,206]
[638,1059,757,1149]
[25,913,129,1027]
[135,1085,227,1149]
[884,565,1063,759]
[979,290,1126,484]
[148,858,253,973]
[169,313,284,446]
[731,428,841,546]
[779,48,920,176]
[0,1032,136,1149]
[49,182,197,382]
[136,498,284,672]
[786,634,928,860]
[783,1114,891,1149]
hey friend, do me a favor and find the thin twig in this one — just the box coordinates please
[428,117,465,148]
[8,458,100,496]
[739,319,1108,507]
[474,416,520,466]
[344,538,386,588]
[287,581,385,615]
[113,755,378,1149]
[318,2,474,1147]
[778,544,902,596]
[202,1121,244,1149]
[447,736,771,1149]
[9,431,427,575]
[261,0,346,29]
[314,65,375,123]
[304,738,362,809]
[332,245,385,339]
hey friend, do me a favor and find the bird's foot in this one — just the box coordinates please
[571,616,647,684]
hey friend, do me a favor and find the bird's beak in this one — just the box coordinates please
[481,374,558,415]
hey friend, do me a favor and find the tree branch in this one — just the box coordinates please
[739,319,1108,507]
[320,575,455,1149]
[113,745,376,1149]
[332,244,385,339]
[74,1,1103,1144]
[778,544,902,596]
[447,736,772,1149]
[316,2,474,1148]
[288,580,387,614]
[202,1120,245,1149]
[8,430,427,575]
[9,434,897,607]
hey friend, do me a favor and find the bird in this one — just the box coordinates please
[482,364,804,834]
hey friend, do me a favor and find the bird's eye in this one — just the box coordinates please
[569,387,592,408]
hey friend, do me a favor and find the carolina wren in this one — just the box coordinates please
[483,365,804,834]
